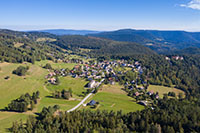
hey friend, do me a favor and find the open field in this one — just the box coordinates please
[0,112,28,132]
[13,42,24,48]
[81,84,144,113]
[37,97,80,111]
[35,60,76,70]
[46,76,88,98]
[148,85,185,98]
[0,61,82,132]
[36,37,56,42]
[68,54,95,62]
[0,62,48,109]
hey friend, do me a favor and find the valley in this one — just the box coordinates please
[0,29,199,132]
[0,57,185,132]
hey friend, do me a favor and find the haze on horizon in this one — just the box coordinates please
[0,0,200,32]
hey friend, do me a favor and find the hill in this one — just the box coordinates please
[53,35,156,56]
[34,29,101,35]
[0,29,66,63]
[173,47,200,55]
[89,29,200,53]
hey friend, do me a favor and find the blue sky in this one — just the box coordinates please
[0,0,200,31]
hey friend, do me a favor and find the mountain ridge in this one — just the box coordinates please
[88,29,200,53]
[29,29,101,35]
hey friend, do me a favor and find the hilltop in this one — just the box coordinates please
[89,29,200,53]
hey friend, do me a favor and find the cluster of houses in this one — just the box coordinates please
[165,56,184,61]
[44,58,159,107]
[70,60,144,86]
[45,69,67,84]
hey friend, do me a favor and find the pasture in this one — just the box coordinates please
[148,85,185,98]
[0,61,81,132]
[82,84,144,113]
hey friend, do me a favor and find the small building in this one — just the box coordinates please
[155,94,159,99]
[138,101,148,106]
[110,80,115,85]
[49,77,56,84]
[87,100,96,106]
[138,86,144,90]
[147,91,154,96]
[134,92,140,96]
[88,80,96,88]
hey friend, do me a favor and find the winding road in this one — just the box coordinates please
[67,79,105,112]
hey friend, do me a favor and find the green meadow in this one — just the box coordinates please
[81,84,144,113]
[0,61,85,132]
[148,85,185,98]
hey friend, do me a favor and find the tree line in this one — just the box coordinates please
[10,98,200,132]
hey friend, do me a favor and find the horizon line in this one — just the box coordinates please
[1,26,200,33]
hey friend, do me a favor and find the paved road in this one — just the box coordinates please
[67,79,105,113]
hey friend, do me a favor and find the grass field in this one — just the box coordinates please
[35,60,76,70]
[0,61,82,132]
[0,112,28,132]
[13,42,24,48]
[36,37,56,42]
[46,76,89,98]
[148,85,185,98]
[81,84,144,113]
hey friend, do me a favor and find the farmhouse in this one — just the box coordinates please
[138,101,148,106]
[88,80,96,88]
[87,100,96,106]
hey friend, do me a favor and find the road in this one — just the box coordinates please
[67,78,105,112]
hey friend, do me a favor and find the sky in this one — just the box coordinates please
[0,0,200,31]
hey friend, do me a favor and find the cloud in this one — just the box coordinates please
[180,0,200,10]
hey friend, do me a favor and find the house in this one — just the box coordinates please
[138,101,148,106]
[138,86,144,90]
[88,80,96,88]
[155,94,159,99]
[110,80,115,85]
[147,91,154,95]
[49,77,56,84]
[72,74,78,78]
[165,57,170,60]
[87,100,96,106]
[131,80,135,84]
[134,92,140,96]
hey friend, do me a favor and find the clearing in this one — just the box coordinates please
[148,85,185,98]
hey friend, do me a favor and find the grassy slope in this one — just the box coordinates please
[81,84,144,113]
[46,76,89,98]
[0,61,83,132]
[0,112,28,132]
[148,85,185,98]
[35,60,76,70]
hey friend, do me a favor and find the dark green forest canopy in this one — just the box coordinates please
[53,35,156,56]
[89,29,200,53]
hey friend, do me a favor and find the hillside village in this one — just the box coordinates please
[44,58,163,108]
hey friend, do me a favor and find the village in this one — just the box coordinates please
[43,58,161,108]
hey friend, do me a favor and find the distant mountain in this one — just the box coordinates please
[35,29,101,35]
[89,29,200,53]
[173,47,200,55]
